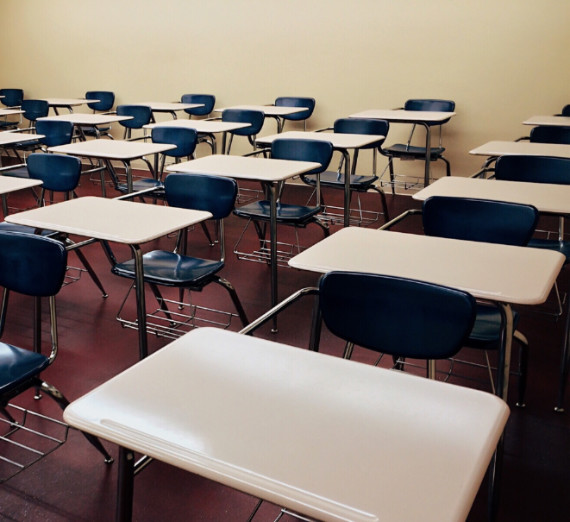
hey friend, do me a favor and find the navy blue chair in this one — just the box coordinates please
[558,105,570,117]
[221,108,265,154]
[233,138,333,245]
[181,93,215,118]
[151,126,198,180]
[275,96,316,131]
[112,174,249,337]
[0,154,108,297]
[422,195,539,406]
[301,118,390,224]
[0,88,24,108]
[318,271,476,378]
[382,99,455,191]
[83,90,115,138]
[116,104,152,140]
[529,125,570,144]
[0,88,24,130]
[0,231,112,475]
[20,99,49,128]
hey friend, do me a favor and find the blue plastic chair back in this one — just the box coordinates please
[529,125,570,145]
[35,119,74,147]
[319,271,476,359]
[21,99,49,122]
[404,99,455,112]
[422,196,538,246]
[116,104,152,129]
[495,155,570,185]
[271,138,333,176]
[165,173,237,220]
[275,97,315,121]
[27,153,82,193]
[561,105,570,117]
[222,109,265,136]
[0,231,67,297]
[0,88,24,107]
[333,118,389,149]
[181,94,215,117]
[85,91,115,112]
[151,126,198,158]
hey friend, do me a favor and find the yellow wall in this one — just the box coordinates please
[1,0,569,177]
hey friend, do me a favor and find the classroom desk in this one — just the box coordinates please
[257,130,385,227]
[215,104,309,133]
[349,109,456,188]
[5,196,211,359]
[0,176,42,216]
[143,119,250,154]
[63,327,510,522]
[522,115,570,127]
[48,139,175,194]
[414,176,570,411]
[166,154,320,327]
[38,113,133,140]
[0,131,45,172]
[289,227,564,402]
[42,97,98,115]
[137,102,203,121]
[0,108,24,117]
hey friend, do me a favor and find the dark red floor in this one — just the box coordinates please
[0,174,569,521]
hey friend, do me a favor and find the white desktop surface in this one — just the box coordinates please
[166,153,320,181]
[48,139,175,160]
[523,115,570,127]
[42,98,96,107]
[39,113,133,126]
[0,108,24,116]
[349,109,455,123]
[256,130,385,149]
[414,176,570,215]
[138,101,203,112]
[0,131,44,145]
[144,119,250,133]
[469,140,570,159]
[0,176,42,195]
[4,196,211,244]
[64,327,509,522]
[289,227,564,307]
[216,104,308,116]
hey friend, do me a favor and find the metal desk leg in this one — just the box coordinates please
[116,447,135,522]
[555,295,570,412]
[131,244,148,359]
[342,149,352,228]
[269,183,278,333]
[496,302,514,401]
[1,194,8,217]
[423,123,431,188]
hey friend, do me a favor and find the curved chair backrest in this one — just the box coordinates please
[85,90,115,112]
[271,138,333,176]
[21,99,49,122]
[422,196,539,246]
[0,231,67,297]
[181,93,215,117]
[165,173,238,220]
[529,125,570,145]
[35,119,74,147]
[319,271,476,360]
[222,108,265,136]
[404,99,455,112]
[0,88,24,107]
[333,118,389,149]
[560,105,570,117]
[116,104,153,129]
[495,155,570,185]
[27,153,82,193]
[275,96,316,121]
[151,126,198,158]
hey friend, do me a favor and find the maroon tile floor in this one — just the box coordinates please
[0,173,569,521]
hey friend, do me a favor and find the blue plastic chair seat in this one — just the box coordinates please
[115,178,164,194]
[303,171,378,190]
[468,304,521,349]
[527,238,570,264]
[0,343,50,394]
[2,166,31,178]
[383,143,445,158]
[234,200,322,224]
[112,250,224,287]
